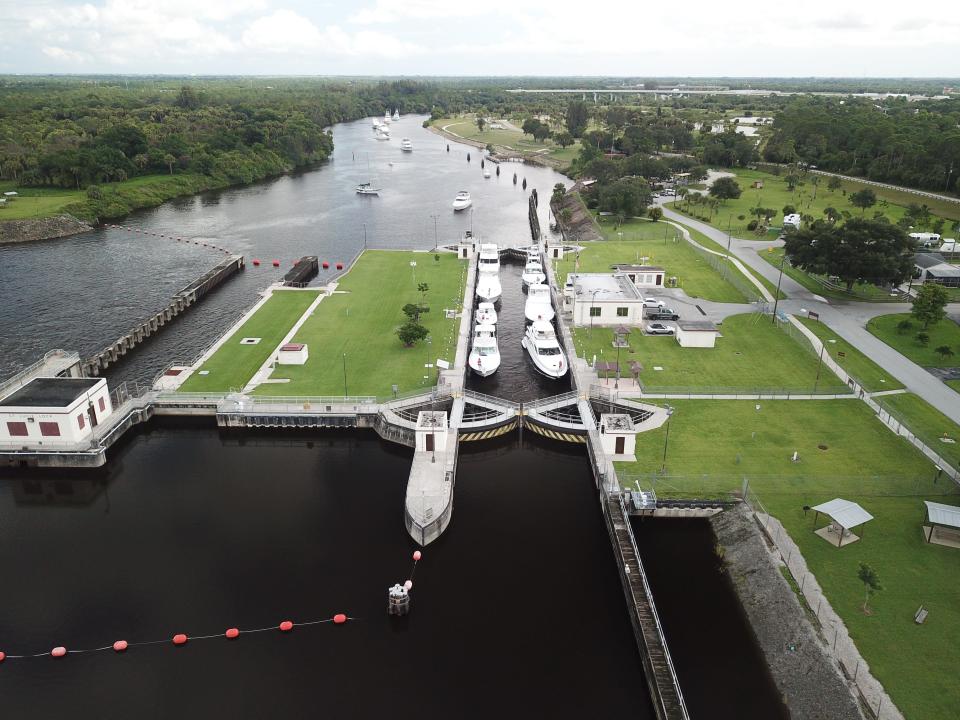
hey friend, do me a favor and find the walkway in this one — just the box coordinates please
[660,204,960,424]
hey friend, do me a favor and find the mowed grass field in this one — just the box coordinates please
[796,317,904,391]
[867,314,960,367]
[259,250,466,398]
[0,180,83,220]
[556,218,752,303]
[878,392,960,469]
[178,290,320,392]
[615,399,960,720]
[432,116,582,164]
[571,313,847,393]
[760,246,905,302]
[672,168,956,236]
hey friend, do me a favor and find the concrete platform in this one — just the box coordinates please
[815,525,861,547]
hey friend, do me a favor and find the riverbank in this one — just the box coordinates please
[426,120,569,170]
[711,505,865,720]
[0,214,92,245]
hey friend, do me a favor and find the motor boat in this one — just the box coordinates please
[521,320,567,379]
[524,283,554,322]
[522,258,546,287]
[477,243,500,274]
[475,301,497,325]
[355,182,380,196]
[475,271,502,303]
[383,110,391,124]
[401,138,413,152]
[375,126,391,141]
[372,117,382,128]
[468,324,500,377]
[452,191,472,211]
[483,168,491,179]
[393,109,400,120]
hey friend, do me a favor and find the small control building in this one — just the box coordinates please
[676,320,719,348]
[0,377,113,447]
[277,343,309,365]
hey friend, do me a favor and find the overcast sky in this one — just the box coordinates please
[1,0,958,77]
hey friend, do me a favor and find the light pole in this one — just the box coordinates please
[342,352,348,397]
[410,260,417,287]
[660,406,674,473]
[424,335,432,385]
[430,214,439,251]
[814,343,825,393]
[771,254,786,324]
[590,289,600,336]
[363,222,367,249]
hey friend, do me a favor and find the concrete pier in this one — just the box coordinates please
[82,254,244,376]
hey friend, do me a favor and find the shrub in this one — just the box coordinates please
[747,220,759,231]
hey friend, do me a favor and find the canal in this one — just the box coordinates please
[0,423,651,718]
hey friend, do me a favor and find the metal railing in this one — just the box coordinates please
[0,350,80,398]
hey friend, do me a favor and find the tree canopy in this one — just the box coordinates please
[911,283,950,329]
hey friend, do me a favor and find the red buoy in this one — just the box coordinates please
[272,260,280,267]
[333,613,347,625]
[279,620,294,632]
[413,550,422,561]
[0,651,6,663]
[252,259,261,266]
[113,640,128,653]
[336,262,344,270]
[225,628,240,639]
[173,634,188,646]
[51,646,67,658]
[322,261,330,269]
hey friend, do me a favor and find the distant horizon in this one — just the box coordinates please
[2,74,958,82]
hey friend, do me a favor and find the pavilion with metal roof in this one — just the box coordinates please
[923,501,960,548]
[812,498,874,547]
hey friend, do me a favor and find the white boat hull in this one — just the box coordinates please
[476,276,502,303]
[468,352,501,377]
[521,337,567,379]
[522,271,546,287]
[453,200,472,211]
[524,302,555,323]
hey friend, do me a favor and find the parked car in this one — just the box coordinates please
[647,307,680,321]
[642,297,665,309]
[645,322,675,335]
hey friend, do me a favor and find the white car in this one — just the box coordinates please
[642,297,665,309]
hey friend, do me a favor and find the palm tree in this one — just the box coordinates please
[164,153,176,175]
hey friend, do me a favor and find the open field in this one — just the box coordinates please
[877,393,960,469]
[432,116,582,164]
[571,313,847,393]
[178,290,321,393]
[796,317,904,391]
[671,168,957,237]
[0,180,83,220]
[867,314,960,368]
[259,250,466,398]
[616,399,960,720]
[556,217,753,303]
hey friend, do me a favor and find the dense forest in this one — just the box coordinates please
[763,97,960,193]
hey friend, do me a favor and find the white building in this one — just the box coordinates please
[599,414,638,461]
[610,264,666,289]
[563,273,646,327]
[783,213,802,230]
[0,377,113,448]
[277,343,309,365]
[676,320,719,348]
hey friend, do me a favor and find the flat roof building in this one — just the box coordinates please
[676,320,719,348]
[563,273,645,327]
[0,377,113,448]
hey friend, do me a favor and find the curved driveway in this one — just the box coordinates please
[660,203,960,423]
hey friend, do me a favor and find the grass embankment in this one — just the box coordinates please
[759,247,905,302]
[0,180,83,219]
[877,393,960,469]
[673,168,956,237]
[616,399,960,720]
[556,218,752,303]
[795,317,904,391]
[178,290,320,393]
[261,251,466,398]
[571,313,847,393]
[432,116,581,165]
[866,314,960,367]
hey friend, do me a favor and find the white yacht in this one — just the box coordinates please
[355,182,381,196]
[372,117,382,128]
[522,320,567,379]
[375,126,391,141]
[524,283,554,322]
[393,109,400,120]
[400,138,413,152]
[477,243,500,274]
[483,168,491,179]
[475,302,498,325]
[452,191,472,211]
[383,110,391,124]
[521,258,546,287]
[475,272,502,303]
[468,324,500,377]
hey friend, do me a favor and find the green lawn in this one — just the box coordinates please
[258,250,466,397]
[759,247,905,302]
[571,313,847,393]
[867,314,960,367]
[672,168,955,236]
[178,290,320,393]
[616,399,960,720]
[556,218,752,303]
[796,317,904,391]
[432,116,581,164]
[0,180,83,219]
[948,380,960,392]
[878,393,960,469]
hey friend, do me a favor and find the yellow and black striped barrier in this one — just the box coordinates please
[459,419,518,442]
[523,421,587,444]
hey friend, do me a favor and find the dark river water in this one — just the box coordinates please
[0,424,651,718]
[0,114,567,386]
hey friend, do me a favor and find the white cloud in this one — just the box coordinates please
[243,10,422,56]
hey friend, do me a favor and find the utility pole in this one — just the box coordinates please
[814,343,825,393]
[660,406,674,473]
[430,213,439,251]
[363,222,367,249]
[342,352,348,397]
[772,254,786,324]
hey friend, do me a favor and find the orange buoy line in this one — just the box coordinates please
[110,224,232,255]
[0,614,351,663]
